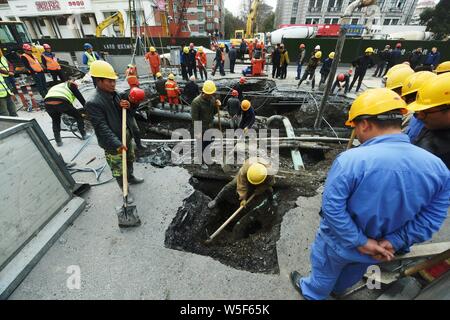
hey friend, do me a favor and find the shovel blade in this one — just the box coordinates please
[117,205,141,228]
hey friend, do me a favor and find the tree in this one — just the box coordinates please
[261,11,275,33]
[255,1,274,33]
[420,0,450,40]
[224,8,246,39]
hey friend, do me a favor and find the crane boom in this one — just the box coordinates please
[245,0,261,39]
[96,12,125,37]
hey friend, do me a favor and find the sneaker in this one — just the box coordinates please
[290,271,306,300]
[128,175,144,185]
[207,200,217,209]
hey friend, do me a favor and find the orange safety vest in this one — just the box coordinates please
[125,67,139,87]
[196,52,207,67]
[43,54,61,71]
[22,53,43,73]
[145,52,161,68]
[165,80,179,98]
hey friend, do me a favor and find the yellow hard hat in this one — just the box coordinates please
[89,60,118,80]
[220,43,225,48]
[346,88,407,127]
[329,52,335,59]
[247,162,268,185]
[202,80,217,95]
[386,67,414,90]
[150,46,156,52]
[435,61,450,75]
[198,46,204,53]
[241,99,251,111]
[315,51,322,59]
[168,73,175,80]
[408,73,450,112]
[385,64,411,78]
[365,47,374,54]
[401,71,437,98]
[183,47,189,54]
[156,72,162,78]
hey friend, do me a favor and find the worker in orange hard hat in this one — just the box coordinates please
[21,43,48,98]
[144,46,161,80]
[121,87,147,150]
[296,43,307,80]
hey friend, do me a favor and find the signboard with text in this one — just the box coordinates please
[10,0,92,15]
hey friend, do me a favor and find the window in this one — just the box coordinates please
[305,18,312,24]
[351,18,359,24]
[14,23,32,43]
[56,16,67,26]
[0,24,15,43]
[198,0,203,5]
[198,24,205,32]
[205,0,213,4]
[206,10,213,17]
[331,18,339,24]
[290,17,296,24]
[308,0,322,12]
[198,13,204,21]
[328,0,342,11]
[324,18,331,24]
[383,19,391,25]
[81,14,95,25]
[391,19,399,25]
[206,22,213,30]
[7,16,17,21]
[38,18,46,27]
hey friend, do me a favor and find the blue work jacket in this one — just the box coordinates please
[406,117,424,143]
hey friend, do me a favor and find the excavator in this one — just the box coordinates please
[96,12,125,37]
[230,0,265,47]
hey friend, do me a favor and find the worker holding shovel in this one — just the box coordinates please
[86,60,143,228]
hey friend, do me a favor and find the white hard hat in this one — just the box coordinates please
[315,45,321,50]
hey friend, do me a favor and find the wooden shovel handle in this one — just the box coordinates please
[403,249,450,277]
[122,107,128,198]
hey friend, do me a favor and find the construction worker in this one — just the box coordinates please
[295,43,306,80]
[279,44,289,79]
[407,73,450,168]
[234,77,246,101]
[400,71,437,104]
[165,73,181,113]
[155,72,167,108]
[0,70,17,117]
[271,44,281,79]
[0,49,17,96]
[190,80,221,166]
[42,43,66,83]
[229,44,237,74]
[144,47,161,80]
[207,157,275,211]
[44,80,87,146]
[125,64,139,88]
[372,45,390,77]
[248,40,254,60]
[212,44,226,76]
[82,43,100,71]
[227,90,241,129]
[297,51,321,90]
[240,40,247,63]
[21,43,48,98]
[348,47,375,93]
[85,60,144,207]
[121,87,147,150]
[319,52,334,86]
[422,47,440,71]
[239,99,256,133]
[188,43,198,79]
[434,61,450,75]
[196,46,208,80]
[180,46,190,81]
[183,75,200,105]
[331,70,352,95]
[291,88,450,300]
[383,42,402,76]
[385,66,414,95]
[408,47,422,71]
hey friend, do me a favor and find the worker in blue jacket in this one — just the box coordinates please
[423,47,441,71]
[290,88,450,300]
[239,99,256,132]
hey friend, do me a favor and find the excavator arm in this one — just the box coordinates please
[245,0,261,39]
[96,12,125,37]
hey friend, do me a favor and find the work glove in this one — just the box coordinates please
[117,145,128,154]
[240,199,247,208]
[215,99,222,108]
[119,100,130,109]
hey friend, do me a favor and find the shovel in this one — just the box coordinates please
[205,193,256,244]
[117,106,141,228]
[222,131,245,174]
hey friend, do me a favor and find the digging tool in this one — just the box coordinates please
[205,193,256,244]
[222,131,245,173]
[346,129,356,150]
[117,107,141,228]
[216,100,222,132]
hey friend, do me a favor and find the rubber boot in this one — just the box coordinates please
[116,177,134,204]
[54,132,63,147]
[180,105,184,113]
[128,163,144,185]
[169,104,174,113]
[175,105,179,113]
[79,128,89,140]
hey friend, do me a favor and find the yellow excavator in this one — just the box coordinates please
[231,0,265,46]
[96,12,125,37]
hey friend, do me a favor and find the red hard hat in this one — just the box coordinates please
[231,90,238,97]
[396,42,401,48]
[239,77,246,84]
[129,87,145,103]
[348,69,353,75]
[337,73,345,82]
[299,43,305,49]
[43,43,51,50]
[22,43,32,51]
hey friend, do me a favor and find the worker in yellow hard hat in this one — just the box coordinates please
[239,99,256,133]
[434,61,450,75]
[190,80,221,168]
[406,73,450,168]
[291,87,449,300]
[144,46,160,80]
[297,51,321,89]
[348,47,375,92]
[319,52,334,86]
[86,60,143,227]
[180,46,190,80]
[385,66,414,95]
[155,71,167,108]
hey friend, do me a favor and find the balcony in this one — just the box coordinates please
[327,7,342,12]
[308,7,322,13]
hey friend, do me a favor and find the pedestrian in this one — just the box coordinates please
[180,46,190,81]
[82,43,101,87]
[239,99,256,132]
[125,64,139,88]
[0,49,17,97]
[188,43,198,79]
[155,72,167,108]
[331,70,352,95]
[229,44,237,74]
[86,61,144,227]
[383,42,402,76]
[121,87,147,150]
[165,73,182,113]
[423,47,441,71]
[0,71,17,117]
[348,47,375,92]
[297,51,321,90]
[44,80,87,146]
[240,40,247,63]
[248,40,254,61]
[227,90,241,129]
[234,77,246,101]
[407,73,450,168]
[20,43,48,98]
[183,75,200,105]
[41,44,66,83]
[144,47,161,80]
[279,44,290,79]
[212,44,225,76]
[295,43,306,80]
[319,52,334,86]
[290,88,449,300]
[372,45,390,77]
[408,47,423,71]
[271,44,281,79]
[196,46,208,80]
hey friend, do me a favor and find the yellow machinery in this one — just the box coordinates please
[231,0,262,46]
[96,12,125,37]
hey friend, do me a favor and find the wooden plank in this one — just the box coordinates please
[393,242,450,261]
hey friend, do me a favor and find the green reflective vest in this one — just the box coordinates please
[0,56,10,78]
[45,82,76,104]
[84,51,97,67]
[0,74,12,98]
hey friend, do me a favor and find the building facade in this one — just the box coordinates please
[410,0,436,25]
[275,0,420,27]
